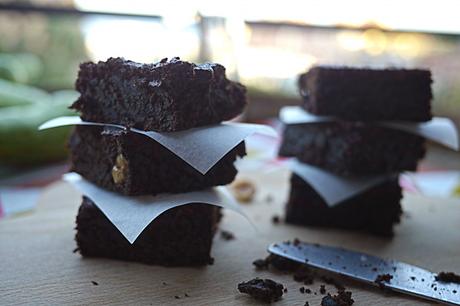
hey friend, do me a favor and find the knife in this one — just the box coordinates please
[269,241,460,305]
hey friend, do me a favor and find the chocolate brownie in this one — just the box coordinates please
[69,126,246,195]
[299,66,432,122]
[75,197,220,266]
[71,57,247,131]
[279,122,425,176]
[285,174,402,236]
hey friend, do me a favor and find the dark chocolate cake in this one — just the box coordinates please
[299,66,432,122]
[71,57,247,131]
[285,174,403,236]
[75,197,220,266]
[69,126,246,196]
[279,122,426,176]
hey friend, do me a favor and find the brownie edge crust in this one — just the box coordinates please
[71,57,247,132]
[75,197,220,266]
[285,174,402,237]
[299,66,432,122]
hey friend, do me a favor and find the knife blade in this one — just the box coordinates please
[269,241,460,306]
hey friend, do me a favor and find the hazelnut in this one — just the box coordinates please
[230,179,256,203]
[112,154,128,184]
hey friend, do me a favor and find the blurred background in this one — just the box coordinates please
[0,0,459,216]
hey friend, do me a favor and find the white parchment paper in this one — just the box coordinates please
[40,116,277,174]
[64,172,251,244]
[280,106,459,150]
[290,160,398,207]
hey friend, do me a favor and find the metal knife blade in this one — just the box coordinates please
[269,241,460,306]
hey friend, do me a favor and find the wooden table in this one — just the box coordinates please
[1,167,460,305]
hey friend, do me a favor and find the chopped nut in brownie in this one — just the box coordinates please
[237,278,284,302]
[435,272,460,284]
[321,290,354,306]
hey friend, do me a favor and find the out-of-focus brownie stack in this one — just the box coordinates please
[279,66,432,236]
[70,57,247,266]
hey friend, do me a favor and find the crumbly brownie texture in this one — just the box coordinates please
[75,197,220,266]
[299,66,432,122]
[71,57,247,132]
[69,126,246,196]
[321,290,354,306]
[237,278,284,302]
[279,122,425,176]
[285,174,402,236]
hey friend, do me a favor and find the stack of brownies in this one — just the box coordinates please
[69,57,247,265]
[279,66,432,236]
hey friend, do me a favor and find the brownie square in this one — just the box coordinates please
[69,126,246,196]
[75,197,221,266]
[278,122,426,176]
[299,66,432,122]
[285,174,402,236]
[71,57,247,132]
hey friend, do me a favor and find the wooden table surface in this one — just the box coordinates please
[1,167,460,305]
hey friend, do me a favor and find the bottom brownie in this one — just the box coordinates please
[75,197,221,266]
[285,174,402,236]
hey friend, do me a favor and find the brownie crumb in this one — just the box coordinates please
[321,276,345,291]
[220,230,235,241]
[272,215,280,224]
[253,258,269,270]
[91,281,98,286]
[410,276,416,281]
[174,296,180,299]
[304,302,310,306]
[305,288,312,294]
[238,278,284,302]
[208,257,215,265]
[300,287,305,293]
[435,272,460,284]
[162,282,167,286]
[184,293,190,297]
[293,266,315,285]
[320,285,327,294]
[283,288,288,293]
[375,274,393,289]
[266,254,301,272]
[321,290,354,306]
[73,248,79,253]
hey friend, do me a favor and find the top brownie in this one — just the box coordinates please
[71,57,247,131]
[299,66,432,122]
